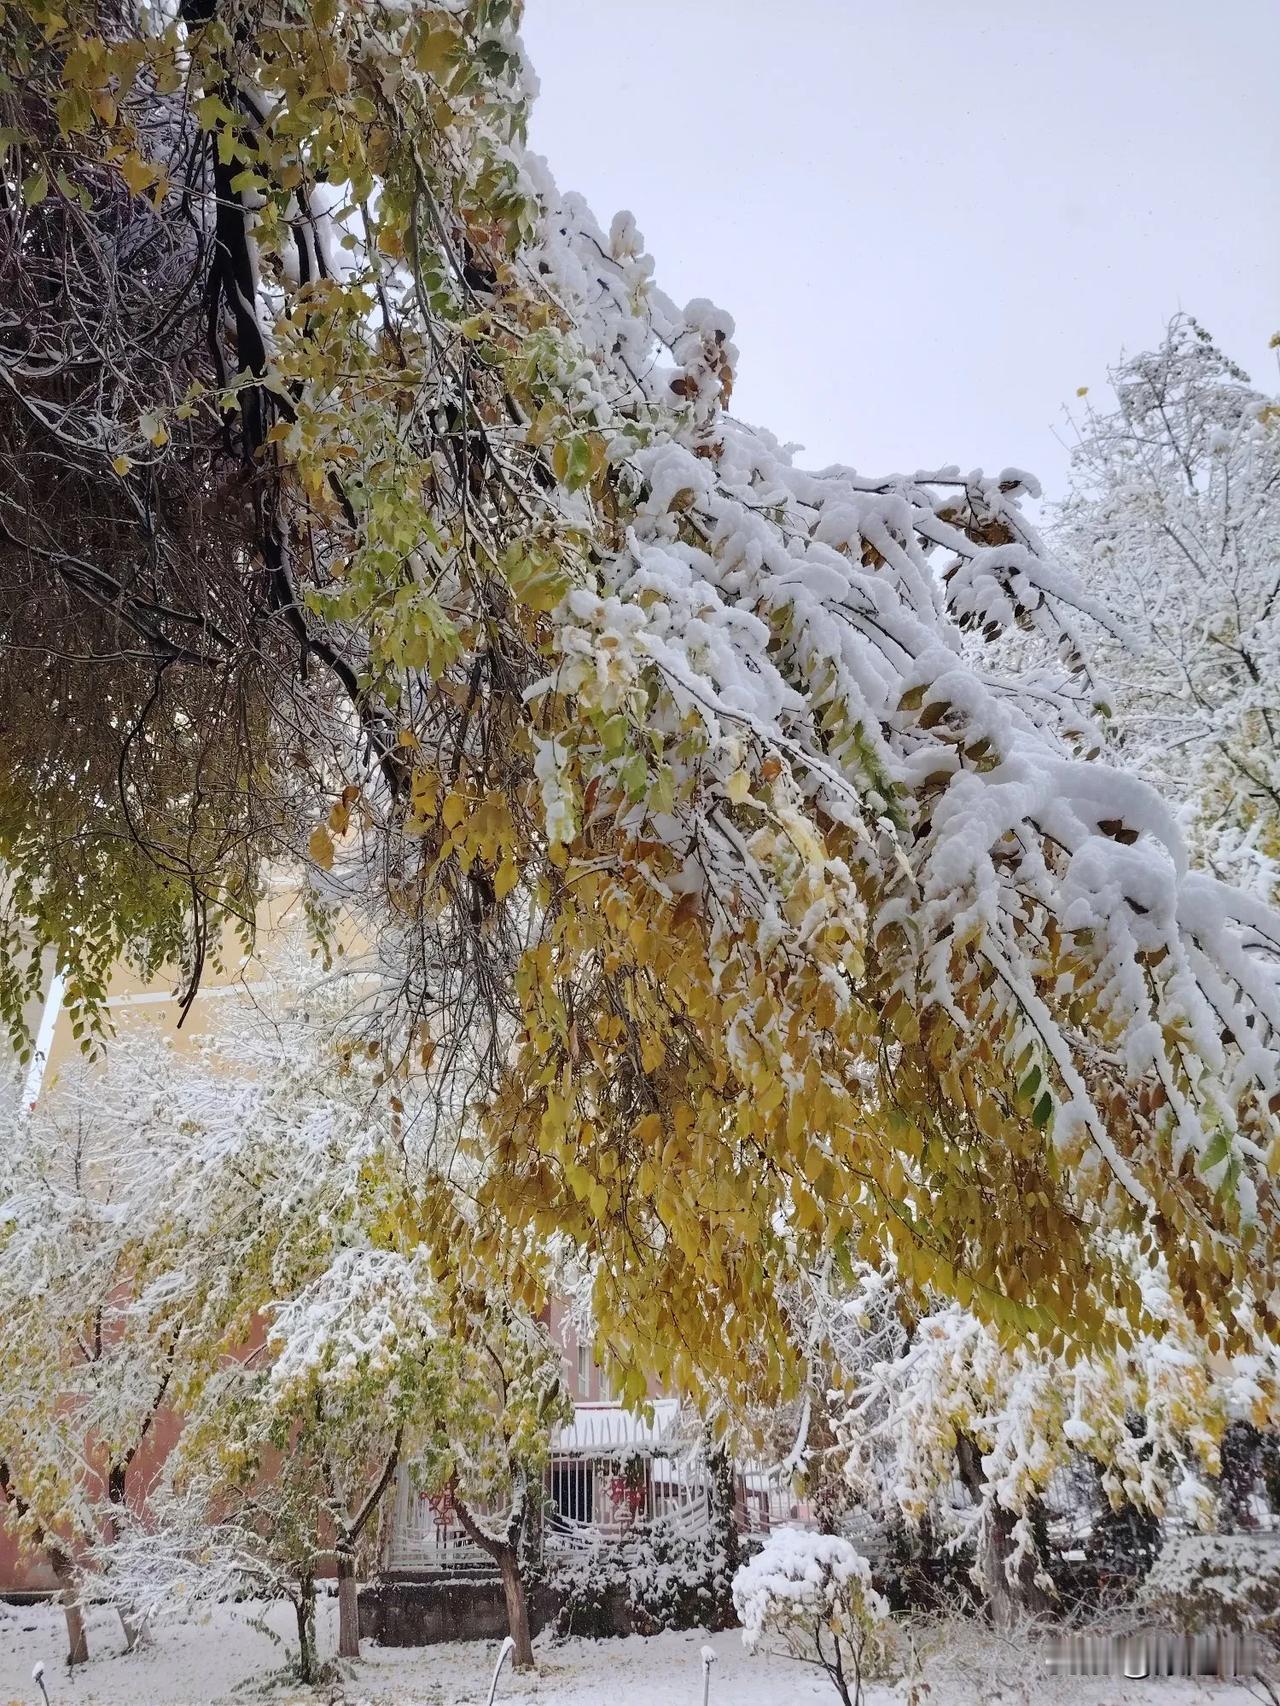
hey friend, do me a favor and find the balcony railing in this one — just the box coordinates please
[383,1405,811,1575]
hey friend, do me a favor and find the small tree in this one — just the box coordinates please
[217,1244,448,1666]
[851,1288,1280,1622]
[0,964,565,1676]
[417,1303,570,1670]
[1049,315,1280,900]
[102,1454,332,1686]
[0,1461,90,1667]
[0,1057,193,1659]
[733,1528,889,1706]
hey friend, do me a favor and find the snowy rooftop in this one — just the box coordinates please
[551,1399,681,1456]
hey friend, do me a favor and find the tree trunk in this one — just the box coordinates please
[450,1483,537,1670]
[980,1501,1048,1631]
[955,1435,1050,1629]
[294,1572,317,1684]
[106,1464,142,1652]
[336,1550,360,1660]
[331,1430,401,1665]
[1,1460,89,1665]
[496,1546,535,1670]
[48,1545,89,1666]
[816,1620,855,1706]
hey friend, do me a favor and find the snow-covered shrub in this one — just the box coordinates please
[628,1525,736,1634]
[543,1549,624,1640]
[545,1523,735,1638]
[733,1528,889,1706]
[1143,1533,1280,1636]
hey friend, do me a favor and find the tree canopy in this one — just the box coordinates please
[4,0,1280,1402]
[1049,316,1280,901]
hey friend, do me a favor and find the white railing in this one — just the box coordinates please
[384,1410,811,1575]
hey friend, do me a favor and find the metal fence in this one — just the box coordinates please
[384,1439,812,1569]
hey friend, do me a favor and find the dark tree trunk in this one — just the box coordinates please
[982,1501,1050,1630]
[106,1463,142,1651]
[816,1619,856,1706]
[451,1484,536,1670]
[496,1546,535,1670]
[329,1430,401,1665]
[294,1572,317,1684]
[336,1551,359,1660]
[956,1435,1050,1629]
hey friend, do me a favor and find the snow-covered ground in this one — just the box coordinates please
[0,1596,1262,1705]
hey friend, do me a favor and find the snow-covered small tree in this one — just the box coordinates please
[116,986,568,1670]
[1049,316,1280,898]
[0,1055,196,1661]
[707,1261,907,1545]
[836,1263,1280,1626]
[129,1242,449,1681]
[2,965,565,1675]
[733,1528,889,1706]
[413,1301,570,1669]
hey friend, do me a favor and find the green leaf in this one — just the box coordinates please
[620,753,648,800]
[22,171,48,206]
[1199,1130,1231,1174]
[566,435,593,491]
[600,715,628,759]
[649,763,676,815]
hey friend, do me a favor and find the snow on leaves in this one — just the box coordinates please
[6,0,1280,1410]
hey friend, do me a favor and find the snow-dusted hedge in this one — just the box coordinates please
[1143,1533,1280,1634]
[545,1524,736,1638]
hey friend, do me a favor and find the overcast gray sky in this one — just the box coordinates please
[523,0,1278,502]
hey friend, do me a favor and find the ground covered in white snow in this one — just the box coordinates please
[0,1596,1264,1705]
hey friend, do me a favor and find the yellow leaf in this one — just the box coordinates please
[724,767,751,804]
[308,825,334,870]
[118,150,154,197]
[111,453,131,475]
[413,22,459,78]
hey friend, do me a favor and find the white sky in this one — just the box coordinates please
[523,0,1278,501]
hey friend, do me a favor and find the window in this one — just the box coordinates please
[577,1337,591,1395]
